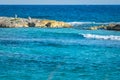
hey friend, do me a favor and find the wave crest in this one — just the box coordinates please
[82,34,120,41]
[67,21,120,26]
[68,22,95,26]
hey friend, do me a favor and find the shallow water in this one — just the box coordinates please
[0,28,120,80]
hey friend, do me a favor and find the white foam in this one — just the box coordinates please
[82,34,120,41]
[67,22,95,26]
[67,21,120,26]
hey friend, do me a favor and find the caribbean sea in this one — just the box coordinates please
[0,5,120,80]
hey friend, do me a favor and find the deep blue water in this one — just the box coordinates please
[0,5,120,80]
[0,5,120,22]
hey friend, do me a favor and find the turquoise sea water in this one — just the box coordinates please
[0,5,120,80]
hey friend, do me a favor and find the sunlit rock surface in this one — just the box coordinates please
[0,17,72,28]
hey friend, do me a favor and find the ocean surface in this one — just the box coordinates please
[0,5,120,80]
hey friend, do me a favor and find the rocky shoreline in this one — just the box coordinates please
[0,17,72,28]
[89,24,120,31]
[0,16,120,31]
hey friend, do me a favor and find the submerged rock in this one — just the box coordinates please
[0,17,72,28]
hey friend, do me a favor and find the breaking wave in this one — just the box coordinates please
[67,22,95,26]
[82,34,120,41]
[67,21,120,26]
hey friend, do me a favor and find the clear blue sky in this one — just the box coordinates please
[0,0,120,5]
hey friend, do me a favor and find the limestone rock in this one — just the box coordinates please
[35,20,71,28]
[0,17,72,28]
[89,24,120,31]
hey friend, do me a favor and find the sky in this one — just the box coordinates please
[0,0,120,5]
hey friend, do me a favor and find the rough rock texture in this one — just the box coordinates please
[0,17,72,28]
[35,20,71,28]
[106,24,120,31]
[89,24,120,31]
[0,17,29,28]
[89,25,107,30]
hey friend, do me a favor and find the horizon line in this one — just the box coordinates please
[0,4,120,5]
